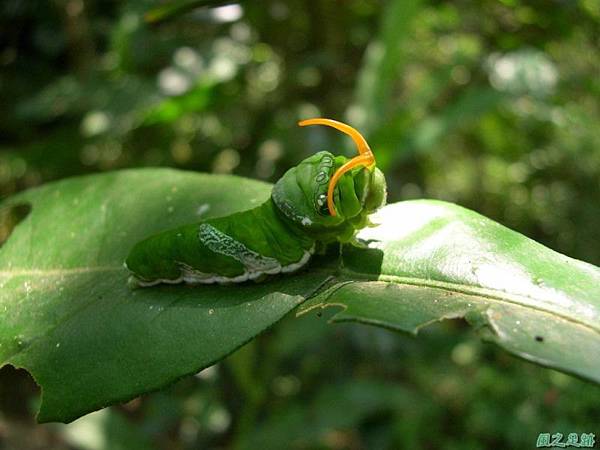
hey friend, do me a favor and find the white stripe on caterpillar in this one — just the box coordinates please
[198,223,281,272]
[128,245,315,287]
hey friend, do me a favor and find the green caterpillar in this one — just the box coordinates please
[125,118,386,286]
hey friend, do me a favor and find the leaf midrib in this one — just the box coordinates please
[337,267,600,334]
[0,266,120,278]
[1,264,598,336]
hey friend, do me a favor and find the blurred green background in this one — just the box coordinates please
[1,0,599,448]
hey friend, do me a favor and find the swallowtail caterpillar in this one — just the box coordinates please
[125,118,386,286]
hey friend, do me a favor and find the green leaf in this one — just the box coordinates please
[0,169,332,423]
[2,170,600,424]
[299,200,600,383]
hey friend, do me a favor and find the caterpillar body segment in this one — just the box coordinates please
[125,199,316,286]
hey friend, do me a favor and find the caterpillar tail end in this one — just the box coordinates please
[127,275,143,290]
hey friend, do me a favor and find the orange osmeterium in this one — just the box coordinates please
[298,118,376,217]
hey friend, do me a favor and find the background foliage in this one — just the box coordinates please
[1,0,599,448]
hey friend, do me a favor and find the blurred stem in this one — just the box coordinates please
[226,339,268,449]
[353,0,423,135]
[55,0,96,75]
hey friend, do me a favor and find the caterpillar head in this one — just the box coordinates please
[272,118,386,243]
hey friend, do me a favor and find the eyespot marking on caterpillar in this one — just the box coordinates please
[315,171,328,183]
[311,154,336,216]
[299,118,376,217]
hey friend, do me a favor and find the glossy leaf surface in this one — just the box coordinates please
[0,169,331,422]
[301,201,600,383]
[1,170,599,423]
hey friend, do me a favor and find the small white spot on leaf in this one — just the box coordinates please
[196,204,210,217]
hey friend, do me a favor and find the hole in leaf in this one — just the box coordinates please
[0,364,40,419]
[535,335,544,342]
[0,203,32,248]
